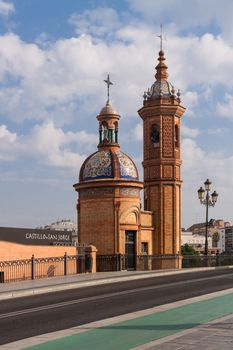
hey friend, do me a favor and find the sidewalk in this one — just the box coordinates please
[137,312,233,349]
[0,266,230,300]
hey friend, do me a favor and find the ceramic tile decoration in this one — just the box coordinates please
[82,150,138,181]
[83,151,113,180]
[150,80,173,97]
[80,188,114,198]
[116,151,138,179]
[120,188,140,196]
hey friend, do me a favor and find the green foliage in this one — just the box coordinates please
[212,231,220,242]
[181,243,198,256]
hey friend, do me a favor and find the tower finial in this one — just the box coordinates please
[104,74,113,105]
[157,24,165,51]
[155,26,168,81]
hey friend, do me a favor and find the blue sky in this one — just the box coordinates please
[0,0,233,228]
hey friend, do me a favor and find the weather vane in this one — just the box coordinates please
[157,24,166,51]
[104,74,113,104]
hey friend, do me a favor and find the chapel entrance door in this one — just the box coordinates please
[125,231,136,270]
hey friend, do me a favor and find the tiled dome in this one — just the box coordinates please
[79,149,139,182]
[149,80,174,98]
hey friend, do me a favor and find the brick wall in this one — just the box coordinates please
[79,198,115,254]
[0,241,76,261]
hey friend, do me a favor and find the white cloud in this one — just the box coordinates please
[129,0,211,27]
[29,121,97,168]
[182,125,200,138]
[133,123,143,141]
[128,0,233,44]
[0,23,233,126]
[0,124,16,142]
[182,138,227,184]
[181,91,198,116]
[208,128,226,135]
[0,124,17,160]
[217,93,233,119]
[69,7,120,38]
[0,0,14,16]
[181,137,233,227]
[2,4,233,228]
[182,138,205,173]
[0,122,97,169]
[165,33,233,91]
[182,91,198,106]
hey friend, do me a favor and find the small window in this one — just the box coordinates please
[141,242,148,255]
[174,125,179,147]
[150,124,160,146]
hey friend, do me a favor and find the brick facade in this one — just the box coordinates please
[74,51,186,270]
[138,50,186,268]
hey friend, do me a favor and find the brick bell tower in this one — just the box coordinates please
[138,48,186,266]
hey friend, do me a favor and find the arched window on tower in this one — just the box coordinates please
[174,125,179,147]
[108,127,114,142]
[99,122,103,144]
[150,124,160,147]
[103,122,108,142]
[114,122,118,143]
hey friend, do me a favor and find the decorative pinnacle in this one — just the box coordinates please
[104,74,113,104]
[155,50,168,81]
[155,25,168,81]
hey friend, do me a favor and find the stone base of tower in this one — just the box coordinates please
[152,255,182,270]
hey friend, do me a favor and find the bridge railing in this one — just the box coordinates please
[96,254,233,272]
[0,253,86,283]
[182,255,233,268]
[1,254,233,282]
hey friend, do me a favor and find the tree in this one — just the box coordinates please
[181,243,198,256]
[212,231,220,247]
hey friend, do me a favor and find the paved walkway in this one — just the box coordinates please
[140,313,233,349]
[2,287,233,350]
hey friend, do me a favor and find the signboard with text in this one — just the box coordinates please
[0,227,73,245]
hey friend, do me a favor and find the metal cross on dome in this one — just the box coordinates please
[157,24,166,51]
[104,74,113,104]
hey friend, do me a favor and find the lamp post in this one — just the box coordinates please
[197,179,219,256]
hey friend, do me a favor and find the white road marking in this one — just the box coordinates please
[1,287,233,350]
[0,272,232,320]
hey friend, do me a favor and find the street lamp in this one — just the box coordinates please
[197,179,219,255]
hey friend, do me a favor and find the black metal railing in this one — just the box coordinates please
[0,253,86,283]
[96,254,119,272]
[1,253,233,282]
[182,255,233,268]
[136,255,181,270]
[96,254,233,272]
[96,254,129,272]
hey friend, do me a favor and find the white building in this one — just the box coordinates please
[40,219,78,243]
[43,219,76,232]
[225,226,233,253]
[215,228,225,253]
[181,230,212,251]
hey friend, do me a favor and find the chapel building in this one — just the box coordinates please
[73,48,186,270]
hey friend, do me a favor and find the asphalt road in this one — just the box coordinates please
[1,268,233,345]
